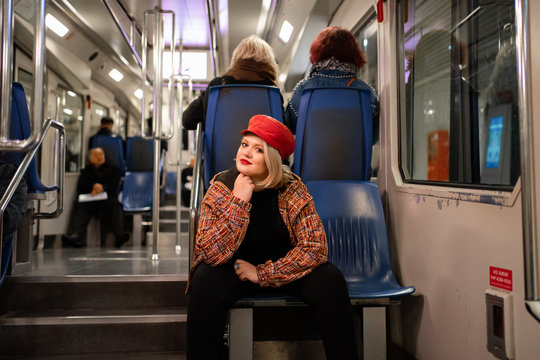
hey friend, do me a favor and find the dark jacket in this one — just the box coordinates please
[182,75,277,130]
[0,161,27,238]
[77,163,121,199]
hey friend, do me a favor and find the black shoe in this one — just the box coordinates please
[115,233,130,248]
[61,235,85,248]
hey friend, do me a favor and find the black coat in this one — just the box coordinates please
[0,161,27,238]
[77,163,121,199]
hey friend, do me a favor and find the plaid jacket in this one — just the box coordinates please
[189,168,328,289]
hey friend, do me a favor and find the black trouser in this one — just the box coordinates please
[187,261,358,360]
[67,198,124,242]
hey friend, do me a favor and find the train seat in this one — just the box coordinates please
[121,172,153,246]
[2,82,58,199]
[203,84,283,189]
[228,180,415,359]
[165,171,176,195]
[292,87,373,181]
[89,135,125,177]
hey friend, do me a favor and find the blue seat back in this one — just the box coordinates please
[126,137,154,172]
[292,87,373,181]
[89,135,125,176]
[1,82,56,194]
[121,172,153,212]
[204,85,283,188]
[165,171,177,195]
[306,180,414,298]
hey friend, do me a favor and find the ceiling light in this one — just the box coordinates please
[96,109,105,116]
[108,68,124,82]
[63,108,73,115]
[46,14,69,37]
[134,89,143,99]
[278,20,293,43]
[67,90,77,97]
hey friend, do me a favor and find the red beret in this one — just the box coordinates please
[241,115,295,160]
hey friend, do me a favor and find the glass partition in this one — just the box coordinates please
[57,87,84,172]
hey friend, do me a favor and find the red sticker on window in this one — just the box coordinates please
[490,266,513,291]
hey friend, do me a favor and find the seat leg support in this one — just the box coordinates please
[228,308,253,360]
[132,214,142,247]
[363,307,386,360]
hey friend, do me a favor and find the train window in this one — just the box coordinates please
[89,101,109,138]
[16,68,33,110]
[398,0,519,187]
[57,87,83,172]
[354,8,379,177]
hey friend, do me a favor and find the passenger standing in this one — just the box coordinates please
[285,26,379,143]
[88,117,121,147]
[186,115,358,360]
[182,35,281,130]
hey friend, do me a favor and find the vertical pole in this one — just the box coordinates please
[1,0,13,139]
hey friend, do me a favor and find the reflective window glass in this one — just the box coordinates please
[89,101,109,138]
[399,0,519,186]
[355,9,379,177]
[58,88,83,172]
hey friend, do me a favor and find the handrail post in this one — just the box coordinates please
[175,73,184,253]
[189,123,204,267]
[1,0,14,140]
[516,0,540,322]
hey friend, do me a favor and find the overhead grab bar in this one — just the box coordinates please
[516,0,540,323]
[0,0,46,151]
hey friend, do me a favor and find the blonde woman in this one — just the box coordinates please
[186,115,358,360]
[183,35,280,130]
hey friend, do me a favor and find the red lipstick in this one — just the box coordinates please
[240,159,251,165]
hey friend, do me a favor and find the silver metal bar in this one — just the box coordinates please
[33,119,65,219]
[141,10,152,138]
[1,0,14,140]
[151,6,164,261]
[189,123,204,267]
[0,0,45,151]
[175,73,184,253]
[205,0,218,77]
[516,0,540,322]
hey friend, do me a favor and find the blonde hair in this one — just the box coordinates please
[254,141,295,189]
[230,35,278,77]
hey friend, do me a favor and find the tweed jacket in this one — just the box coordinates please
[189,168,328,288]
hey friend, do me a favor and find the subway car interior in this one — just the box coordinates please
[1,0,540,359]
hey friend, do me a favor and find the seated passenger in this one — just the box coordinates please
[186,115,358,360]
[285,26,379,143]
[62,148,128,248]
[89,116,121,147]
[182,35,280,130]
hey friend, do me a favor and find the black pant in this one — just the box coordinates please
[67,198,124,242]
[187,261,358,360]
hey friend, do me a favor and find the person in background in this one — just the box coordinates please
[285,26,379,144]
[182,35,280,130]
[186,115,358,360]
[89,117,120,145]
[62,148,128,248]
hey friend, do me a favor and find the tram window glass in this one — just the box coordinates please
[398,0,520,187]
[89,101,109,138]
[354,9,379,177]
[57,87,83,172]
[16,68,33,110]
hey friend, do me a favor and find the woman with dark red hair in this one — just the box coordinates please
[285,26,379,143]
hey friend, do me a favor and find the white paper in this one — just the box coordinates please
[78,192,108,202]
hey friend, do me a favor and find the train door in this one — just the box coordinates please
[370,0,540,358]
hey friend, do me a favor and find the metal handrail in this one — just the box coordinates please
[0,0,46,151]
[189,123,204,267]
[516,0,540,322]
[0,118,65,278]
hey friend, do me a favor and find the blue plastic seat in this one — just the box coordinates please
[305,180,415,299]
[165,171,176,195]
[203,84,283,188]
[121,172,153,212]
[292,87,373,181]
[89,135,125,176]
[1,82,58,196]
[126,136,154,172]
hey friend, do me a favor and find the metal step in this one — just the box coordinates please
[0,276,188,357]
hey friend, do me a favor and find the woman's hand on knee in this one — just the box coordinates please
[234,259,259,284]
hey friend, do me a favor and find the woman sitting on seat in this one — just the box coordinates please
[285,26,379,143]
[186,114,358,360]
[183,35,280,130]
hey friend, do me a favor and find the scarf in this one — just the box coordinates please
[309,57,358,78]
[224,59,277,85]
